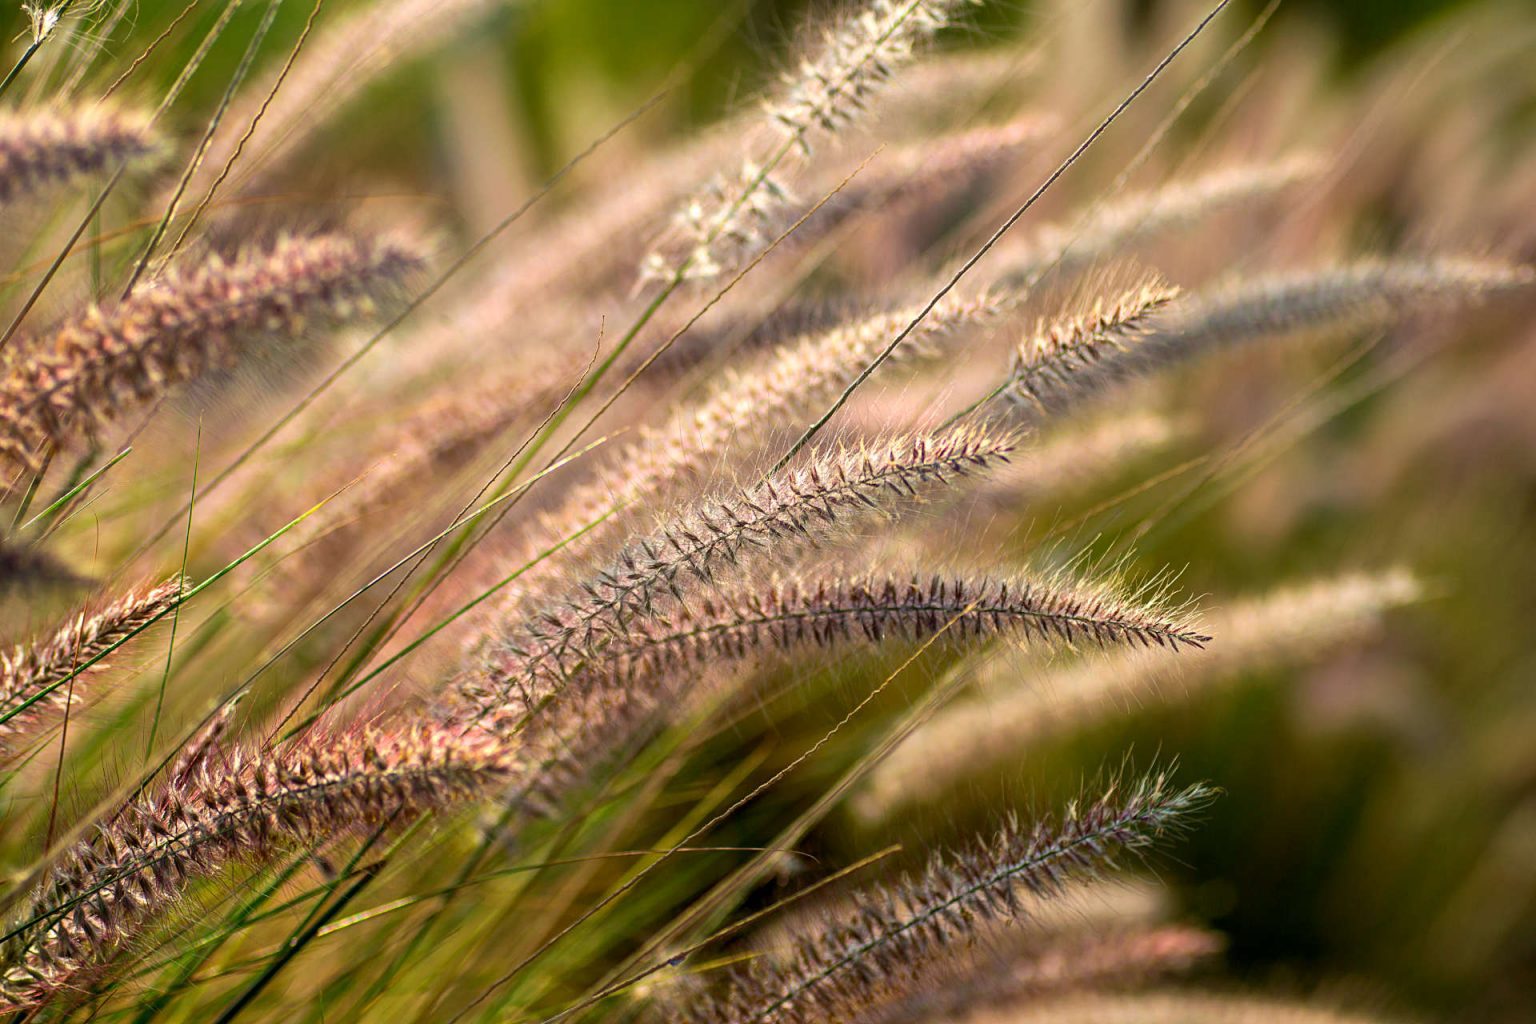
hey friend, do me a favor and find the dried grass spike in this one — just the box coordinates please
[0,576,184,755]
[604,569,1208,687]
[493,570,1203,827]
[1160,257,1536,353]
[858,568,1423,820]
[0,233,426,472]
[0,722,513,1014]
[1006,280,1182,423]
[467,427,1018,724]
[682,772,1211,1024]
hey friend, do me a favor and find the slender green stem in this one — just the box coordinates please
[0,484,343,734]
[128,858,310,1024]
[122,0,282,296]
[147,425,199,757]
[22,448,131,535]
[209,838,391,1024]
[0,42,42,101]
[6,454,50,531]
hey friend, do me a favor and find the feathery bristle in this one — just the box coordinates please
[0,722,513,1014]
[0,107,159,204]
[644,0,972,283]
[986,156,1324,290]
[856,923,1223,1024]
[0,234,425,472]
[1157,257,1536,353]
[462,427,1017,726]
[1,576,183,754]
[681,773,1211,1024]
[600,570,1207,687]
[1005,280,1182,423]
[857,569,1423,820]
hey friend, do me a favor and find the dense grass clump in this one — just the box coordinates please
[0,1,1532,1021]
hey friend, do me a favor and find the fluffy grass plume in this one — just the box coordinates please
[857,569,1423,820]
[488,570,1204,826]
[1004,279,1183,422]
[645,0,975,282]
[593,569,1207,686]
[0,106,159,203]
[463,426,1017,725]
[0,234,424,472]
[680,773,1210,1024]
[0,722,514,1014]
[0,575,183,756]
